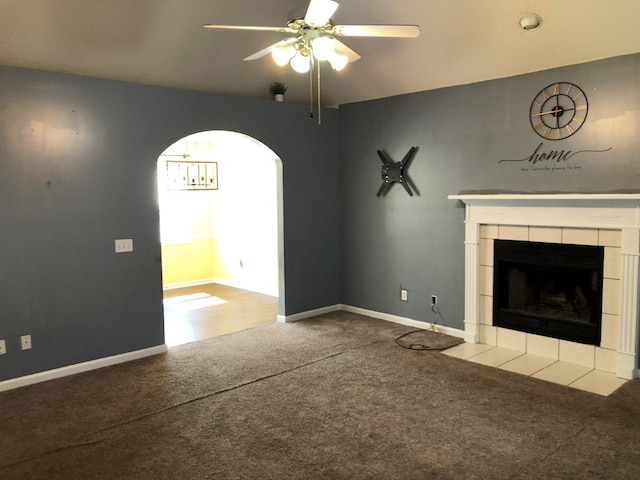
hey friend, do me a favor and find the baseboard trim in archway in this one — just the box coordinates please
[277,305,341,323]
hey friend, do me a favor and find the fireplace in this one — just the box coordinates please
[493,240,603,345]
[448,193,640,380]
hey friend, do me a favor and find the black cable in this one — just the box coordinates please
[394,304,448,351]
[431,304,444,325]
[394,329,441,350]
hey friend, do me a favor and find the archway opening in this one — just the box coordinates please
[156,130,284,346]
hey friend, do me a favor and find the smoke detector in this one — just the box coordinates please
[519,13,542,31]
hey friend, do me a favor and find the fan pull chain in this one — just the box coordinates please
[309,60,314,121]
[317,60,321,125]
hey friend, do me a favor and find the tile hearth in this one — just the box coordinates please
[446,193,640,395]
[442,343,627,396]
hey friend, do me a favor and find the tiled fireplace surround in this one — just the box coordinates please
[448,194,640,380]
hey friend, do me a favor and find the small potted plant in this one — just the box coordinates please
[269,81,288,102]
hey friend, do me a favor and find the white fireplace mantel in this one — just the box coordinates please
[448,193,640,380]
[450,193,640,203]
[449,193,640,229]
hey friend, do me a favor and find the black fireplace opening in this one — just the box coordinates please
[493,240,604,346]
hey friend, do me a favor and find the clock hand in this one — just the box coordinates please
[531,106,575,117]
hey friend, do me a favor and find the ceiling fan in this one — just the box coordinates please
[203,0,420,120]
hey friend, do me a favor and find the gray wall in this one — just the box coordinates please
[339,53,640,330]
[0,66,340,381]
[2,52,639,382]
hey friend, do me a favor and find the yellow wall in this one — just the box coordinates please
[161,237,215,285]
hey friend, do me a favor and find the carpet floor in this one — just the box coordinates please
[1,311,639,479]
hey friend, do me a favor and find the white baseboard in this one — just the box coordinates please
[163,278,218,290]
[0,345,168,393]
[277,303,465,339]
[278,304,342,323]
[1,305,465,392]
[209,277,278,297]
[163,278,278,297]
[340,304,465,339]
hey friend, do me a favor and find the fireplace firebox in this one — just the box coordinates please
[493,240,604,346]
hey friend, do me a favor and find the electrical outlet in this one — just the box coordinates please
[0,339,6,355]
[21,335,32,350]
[401,289,408,301]
[431,295,438,307]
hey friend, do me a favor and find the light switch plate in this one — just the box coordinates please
[115,239,134,253]
[0,339,6,355]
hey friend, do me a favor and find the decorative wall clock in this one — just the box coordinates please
[529,82,588,140]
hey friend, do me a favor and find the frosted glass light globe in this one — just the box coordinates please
[290,52,311,73]
[329,51,348,71]
[272,44,295,66]
[312,36,335,61]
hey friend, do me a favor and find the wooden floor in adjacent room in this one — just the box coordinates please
[162,283,278,346]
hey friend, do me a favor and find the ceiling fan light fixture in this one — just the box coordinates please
[290,51,311,73]
[328,51,348,71]
[272,44,296,66]
[311,36,335,61]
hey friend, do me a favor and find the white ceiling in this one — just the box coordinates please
[0,0,638,107]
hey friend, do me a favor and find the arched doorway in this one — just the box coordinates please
[157,131,283,346]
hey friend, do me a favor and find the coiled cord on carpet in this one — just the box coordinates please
[394,305,453,351]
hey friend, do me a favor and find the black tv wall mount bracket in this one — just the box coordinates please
[376,146,418,197]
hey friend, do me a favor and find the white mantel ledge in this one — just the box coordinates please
[448,193,640,229]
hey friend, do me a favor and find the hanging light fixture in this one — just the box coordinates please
[270,35,350,124]
[271,35,350,73]
[205,0,421,123]
[272,43,296,66]
[311,36,335,61]
[328,50,348,71]
[290,50,312,73]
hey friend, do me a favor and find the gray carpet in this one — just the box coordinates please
[1,311,639,479]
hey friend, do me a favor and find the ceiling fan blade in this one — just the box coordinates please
[203,24,295,34]
[305,0,339,26]
[333,24,421,38]
[243,37,298,61]
[333,39,361,63]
